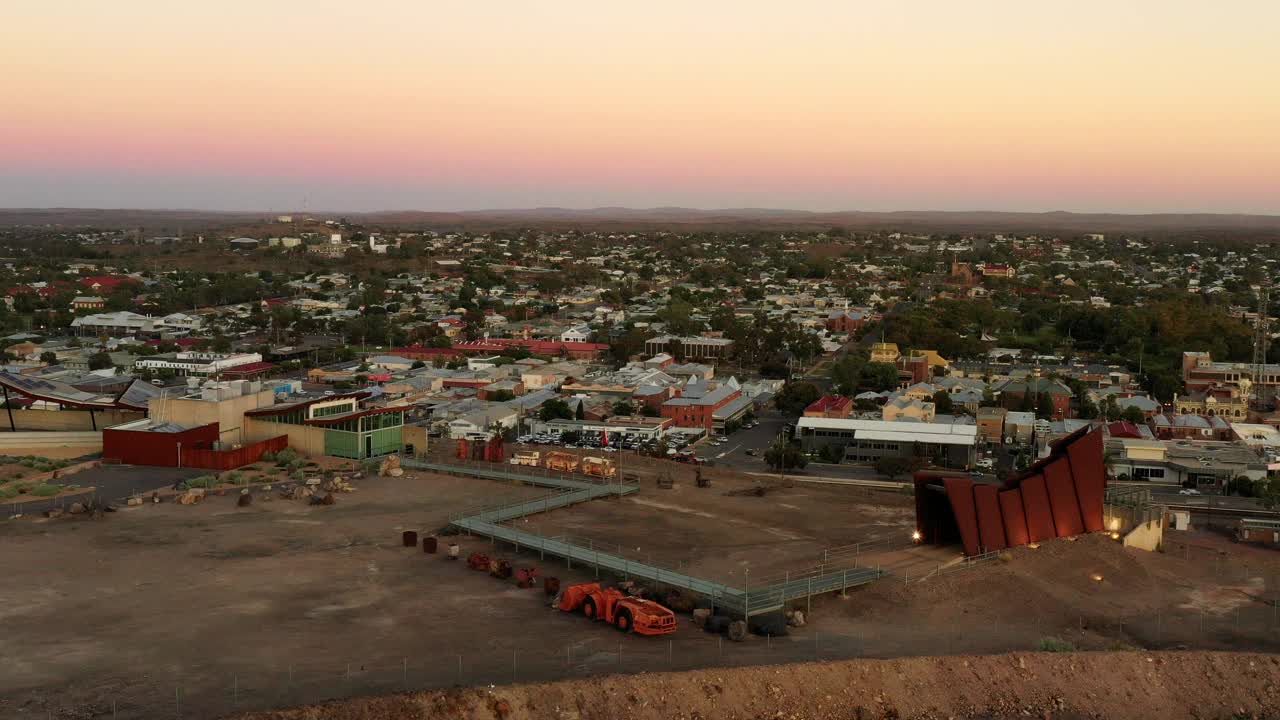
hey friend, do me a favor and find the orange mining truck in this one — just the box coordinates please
[581,456,617,480]
[544,451,580,473]
[556,582,677,636]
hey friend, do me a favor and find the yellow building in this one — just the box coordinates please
[870,342,900,364]
[908,349,950,372]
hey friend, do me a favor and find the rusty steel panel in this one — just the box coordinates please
[1066,428,1107,532]
[1019,474,1056,542]
[999,488,1030,548]
[943,477,981,556]
[973,483,1007,552]
[1044,457,1085,537]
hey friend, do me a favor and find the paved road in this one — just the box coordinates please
[3,465,205,516]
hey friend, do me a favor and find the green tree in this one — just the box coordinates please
[1035,393,1055,419]
[874,455,921,481]
[860,362,900,392]
[39,351,57,364]
[538,399,573,422]
[1120,405,1146,425]
[88,351,114,370]
[574,401,585,421]
[775,381,821,416]
[932,390,954,415]
[612,400,635,416]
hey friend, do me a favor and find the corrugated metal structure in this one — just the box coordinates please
[915,427,1106,555]
[103,420,288,471]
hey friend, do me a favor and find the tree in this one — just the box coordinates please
[39,351,57,364]
[538,399,573,422]
[88,351,114,371]
[1258,477,1280,510]
[574,401,585,421]
[860,362,900,392]
[639,404,660,417]
[875,455,921,481]
[932,390,954,415]
[1120,405,1146,425]
[775,381,821,416]
[612,400,634,417]
[1035,393,1055,420]
[764,442,807,471]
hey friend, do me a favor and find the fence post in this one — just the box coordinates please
[807,575,813,614]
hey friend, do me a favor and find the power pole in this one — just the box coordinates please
[1253,283,1271,408]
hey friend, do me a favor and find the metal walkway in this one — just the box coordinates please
[406,458,886,616]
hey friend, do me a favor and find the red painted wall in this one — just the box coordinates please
[1019,474,1056,543]
[999,488,1029,548]
[104,422,287,471]
[1067,429,1106,532]
[943,477,981,556]
[1044,459,1085,537]
[973,484,1007,552]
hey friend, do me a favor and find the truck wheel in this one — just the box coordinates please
[615,609,633,633]
[583,597,597,619]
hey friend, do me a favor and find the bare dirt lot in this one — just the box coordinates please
[239,651,1280,720]
[527,472,923,584]
[2,466,1279,720]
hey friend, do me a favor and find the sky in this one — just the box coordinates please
[2,1,1278,214]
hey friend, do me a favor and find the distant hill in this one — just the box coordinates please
[3,206,1279,237]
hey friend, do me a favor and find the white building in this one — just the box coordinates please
[135,352,264,377]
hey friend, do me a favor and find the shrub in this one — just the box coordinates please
[1038,637,1075,652]
[274,449,301,467]
[188,476,217,489]
[30,484,61,497]
[261,452,277,463]
[0,486,18,499]
[224,471,245,485]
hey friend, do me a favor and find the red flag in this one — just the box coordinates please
[601,430,609,447]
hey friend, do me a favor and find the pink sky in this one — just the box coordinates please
[2,2,1278,212]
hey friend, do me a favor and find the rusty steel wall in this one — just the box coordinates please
[915,428,1107,555]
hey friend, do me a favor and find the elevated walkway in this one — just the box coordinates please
[405,458,885,616]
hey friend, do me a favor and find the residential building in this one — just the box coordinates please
[803,395,853,419]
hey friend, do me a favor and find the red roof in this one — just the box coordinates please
[220,361,276,377]
[1106,421,1144,439]
[804,395,853,414]
[453,338,608,356]
[392,345,463,358]
[79,276,137,290]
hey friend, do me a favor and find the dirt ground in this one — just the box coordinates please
[238,651,1280,720]
[3,467,1280,720]
[528,472,920,584]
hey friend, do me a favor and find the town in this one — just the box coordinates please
[1,212,1279,718]
[0,217,1277,502]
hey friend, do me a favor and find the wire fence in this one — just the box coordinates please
[54,592,1280,720]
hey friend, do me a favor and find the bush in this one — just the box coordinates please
[30,484,61,497]
[0,486,18,499]
[1038,637,1075,652]
[188,476,217,489]
[224,471,245,485]
[261,452,277,463]
[274,449,301,467]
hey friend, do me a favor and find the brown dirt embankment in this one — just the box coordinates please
[236,651,1279,720]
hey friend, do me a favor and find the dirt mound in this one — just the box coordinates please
[235,651,1279,720]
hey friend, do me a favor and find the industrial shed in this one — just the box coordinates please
[914,427,1106,555]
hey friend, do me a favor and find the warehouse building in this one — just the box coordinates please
[796,416,977,469]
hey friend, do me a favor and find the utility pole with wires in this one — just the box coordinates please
[1253,283,1272,408]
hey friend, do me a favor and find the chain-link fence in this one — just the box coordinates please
[30,548,1280,720]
